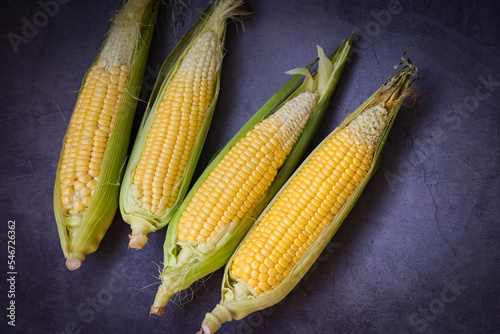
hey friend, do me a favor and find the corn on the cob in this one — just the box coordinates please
[150,35,354,315]
[199,55,417,333]
[53,0,159,270]
[230,109,379,294]
[119,0,250,249]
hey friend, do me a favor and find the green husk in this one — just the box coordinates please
[53,0,160,270]
[150,33,354,315]
[119,0,251,249]
[199,54,418,333]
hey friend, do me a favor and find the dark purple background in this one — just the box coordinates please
[1,0,499,333]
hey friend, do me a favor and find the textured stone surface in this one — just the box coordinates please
[1,0,499,333]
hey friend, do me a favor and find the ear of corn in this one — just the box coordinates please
[199,55,418,333]
[53,0,159,270]
[119,0,251,249]
[150,34,354,315]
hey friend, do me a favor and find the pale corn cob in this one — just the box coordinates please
[54,0,159,270]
